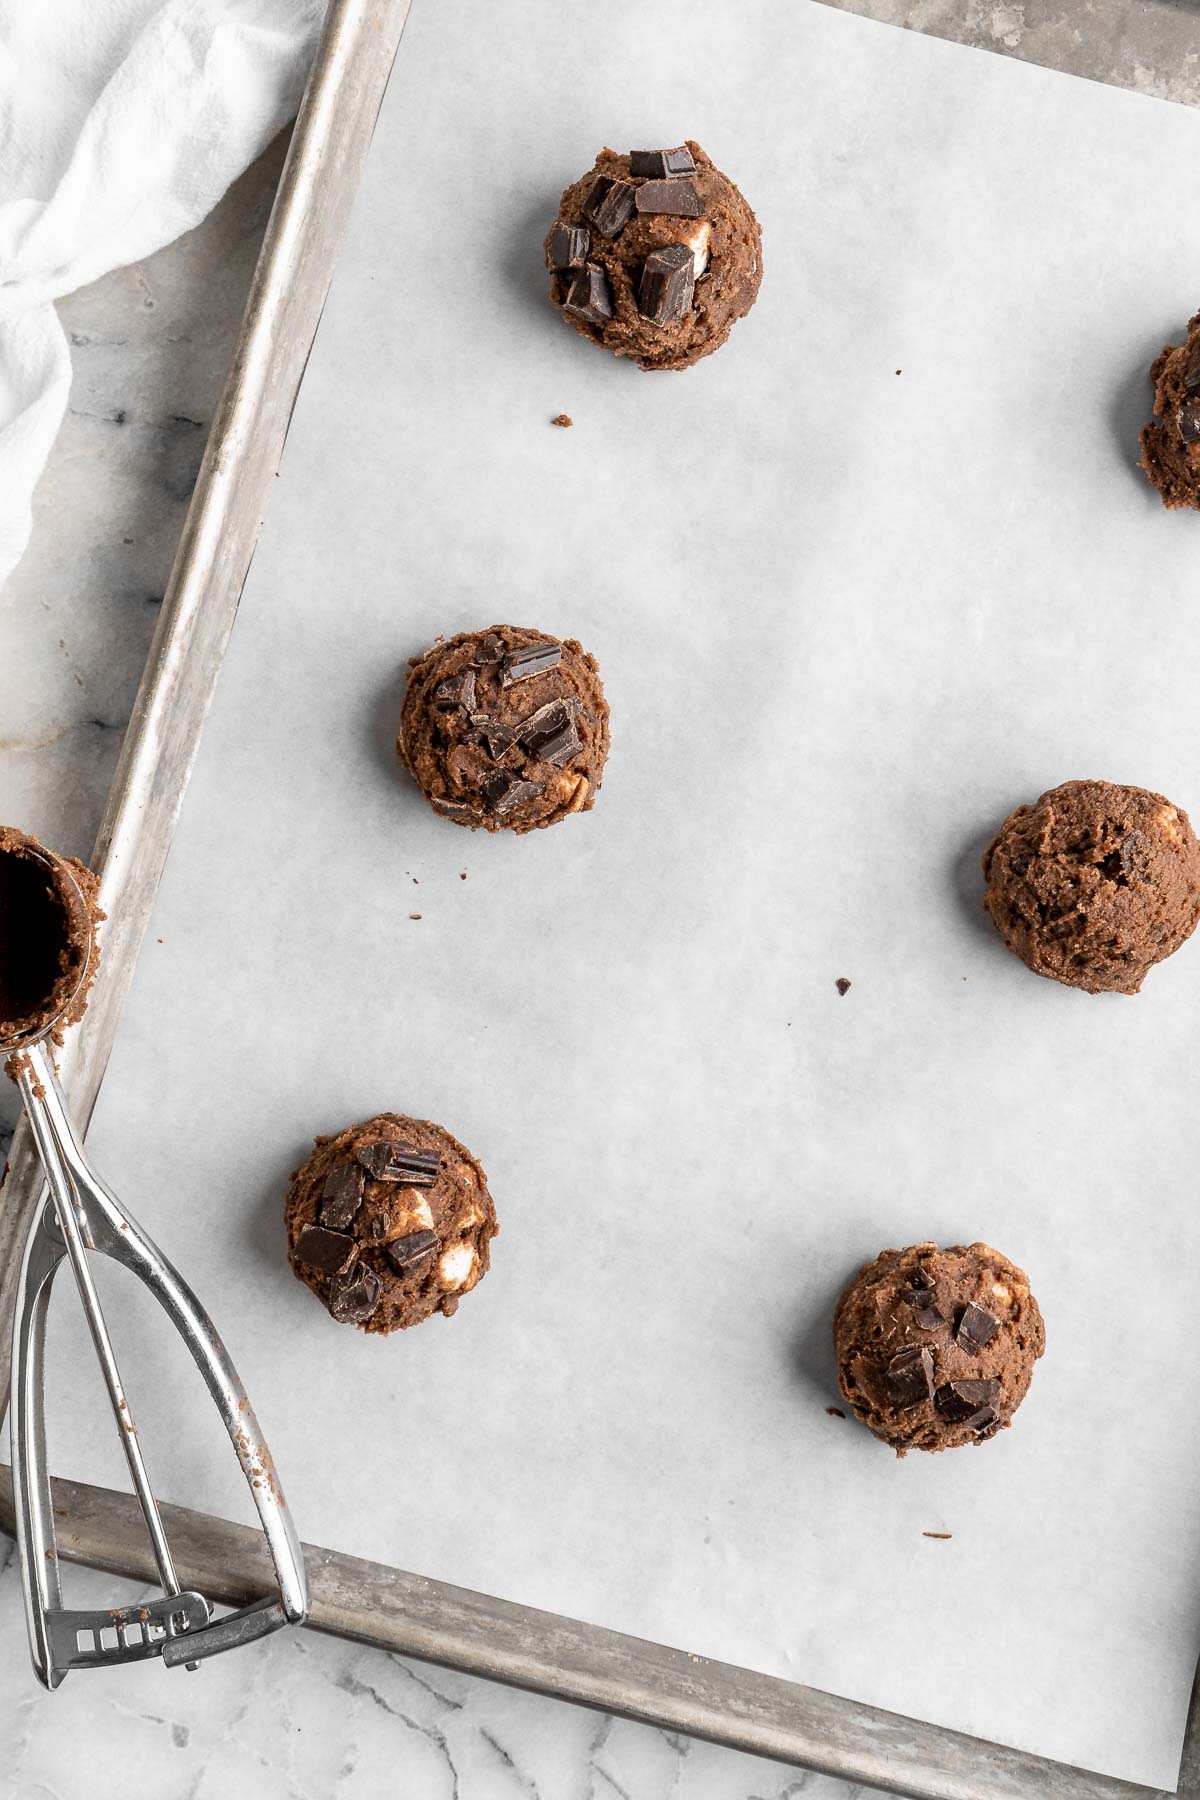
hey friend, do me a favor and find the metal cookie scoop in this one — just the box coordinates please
[1,833,307,1687]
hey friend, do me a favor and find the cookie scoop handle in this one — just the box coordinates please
[9,1039,307,1687]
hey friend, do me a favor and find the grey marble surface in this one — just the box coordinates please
[3,1,1200,1791]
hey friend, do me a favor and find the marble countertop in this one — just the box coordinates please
[3,1,1198,1791]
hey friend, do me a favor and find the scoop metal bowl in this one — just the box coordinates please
[1,838,307,1687]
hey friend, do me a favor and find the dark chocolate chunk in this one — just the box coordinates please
[482,770,545,815]
[835,977,852,996]
[294,1225,357,1275]
[564,264,614,324]
[885,1345,935,1410]
[935,1379,1001,1427]
[431,795,482,823]
[516,699,582,764]
[356,1140,441,1185]
[630,146,697,179]
[434,670,477,713]
[638,241,695,325]
[901,1279,938,1309]
[386,1229,439,1272]
[546,223,590,271]
[1180,401,1200,445]
[328,1263,382,1324]
[470,632,505,665]
[500,640,562,686]
[635,178,702,218]
[584,174,635,237]
[955,1302,1000,1354]
[467,718,518,761]
[1184,338,1200,394]
[912,1306,944,1331]
[319,1162,365,1231]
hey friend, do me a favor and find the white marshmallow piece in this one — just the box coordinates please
[439,1241,476,1290]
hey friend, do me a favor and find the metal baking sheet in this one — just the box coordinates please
[7,0,1200,1792]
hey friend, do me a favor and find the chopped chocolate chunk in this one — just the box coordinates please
[294,1225,357,1275]
[635,178,702,218]
[471,632,505,665]
[319,1163,365,1231]
[564,264,613,324]
[584,175,635,237]
[468,719,518,762]
[630,146,697,179]
[328,1263,381,1324]
[434,670,477,713]
[500,640,562,686]
[639,241,695,325]
[545,223,590,271]
[1185,338,1200,394]
[835,977,852,996]
[431,796,483,823]
[955,1302,1000,1354]
[356,1140,441,1185]
[884,1345,935,1410]
[935,1379,1001,1427]
[912,1306,944,1331]
[901,1280,937,1309]
[1180,401,1200,445]
[482,770,545,815]
[516,699,582,764]
[386,1229,439,1272]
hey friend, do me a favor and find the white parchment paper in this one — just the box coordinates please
[38,1,1200,1783]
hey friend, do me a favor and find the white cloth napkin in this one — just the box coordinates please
[0,0,324,584]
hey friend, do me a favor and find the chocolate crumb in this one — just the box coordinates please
[835,977,852,996]
[826,1405,846,1418]
[409,913,422,921]
[923,1531,953,1540]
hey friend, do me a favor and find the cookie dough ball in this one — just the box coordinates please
[1140,311,1200,508]
[285,1113,497,1334]
[834,1242,1044,1456]
[982,779,1200,995]
[0,825,101,1061]
[398,624,609,833]
[544,141,761,371]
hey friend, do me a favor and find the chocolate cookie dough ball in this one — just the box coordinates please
[398,624,609,833]
[834,1242,1044,1456]
[0,825,102,1060]
[1140,311,1200,508]
[285,1113,497,1334]
[982,779,1200,995]
[544,142,761,371]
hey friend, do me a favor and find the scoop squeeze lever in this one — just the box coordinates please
[1,836,307,1687]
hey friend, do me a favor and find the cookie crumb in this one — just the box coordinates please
[551,413,573,428]
[835,977,851,996]
[895,369,902,375]
[825,1405,846,1418]
[923,1531,953,1540]
[409,913,422,921]
[459,872,467,881]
